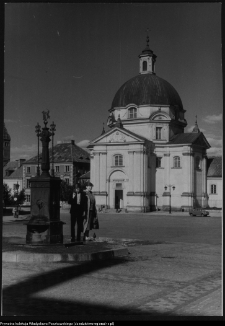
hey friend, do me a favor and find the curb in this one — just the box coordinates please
[2,247,129,263]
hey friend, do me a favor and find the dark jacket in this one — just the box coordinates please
[68,191,87,216]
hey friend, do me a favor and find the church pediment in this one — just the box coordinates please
[91,127,146,144]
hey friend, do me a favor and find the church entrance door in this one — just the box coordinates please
[115,190,123,209]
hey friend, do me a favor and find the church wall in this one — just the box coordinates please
[139,105,151,117]
[90,140,152,211]
[125,123,150,140]
[154,145,197,211]
[207,177,222,208]
[181,149,194,209]
[193,150,205,208]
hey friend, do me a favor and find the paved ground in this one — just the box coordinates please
[1,209,222,319]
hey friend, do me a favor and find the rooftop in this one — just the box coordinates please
[79,171,90,179]
[3,165,23,179]
[24,141,90,164]
[168,132,210,149]
[207,156,222,177]
[111,74,183,111]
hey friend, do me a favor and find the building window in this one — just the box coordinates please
[156,157,162,168]
[195,157,201,169]
[128,107,137,119]
[142,61,147,71]
[65,178,70,185]
[173,156,180,168]
[114,154,123,166]
[65,165,70,172]
[26,179,30,188]
[156,127,162,140]
[27,166,31,173]
[25,195,31,203]
[211,184,217,194]
[5,142,9,147]
[55,166,59,173]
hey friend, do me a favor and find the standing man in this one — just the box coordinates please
[83,181,98,241]
[68,183,86,242]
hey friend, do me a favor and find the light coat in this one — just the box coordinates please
[83,191,97,232]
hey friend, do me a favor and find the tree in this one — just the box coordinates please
[16,188,26,206]
[3,184,26,207]
[60,181,73,202]
[3,183,13,207]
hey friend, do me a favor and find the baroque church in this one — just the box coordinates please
[88,37,211,212]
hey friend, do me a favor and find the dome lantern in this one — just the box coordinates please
[138,29,157,75]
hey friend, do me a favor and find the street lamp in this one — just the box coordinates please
[50,121,56,176]
[35,122,41,176]
[164,184,175,214]
[14,182,20,218]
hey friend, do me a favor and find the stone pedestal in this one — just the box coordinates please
[26,220,64,244]
[26,175,65,244]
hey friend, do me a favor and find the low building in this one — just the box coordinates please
[3,161,25,203]
[207,156,222,208]
[22,140,90,203]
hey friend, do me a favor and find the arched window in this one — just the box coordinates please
[173,156,180,168]
[114,154,123,166]
[128,107,137,119]
[195,157,201,169]
[142,61,147,71]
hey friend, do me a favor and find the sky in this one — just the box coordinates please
[4,3,222,161]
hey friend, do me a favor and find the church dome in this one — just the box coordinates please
[3,123,11,141]
[111,73,183,111]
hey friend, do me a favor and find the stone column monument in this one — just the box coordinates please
[26,111,65,244]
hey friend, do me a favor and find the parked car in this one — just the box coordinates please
[189,208,209,216]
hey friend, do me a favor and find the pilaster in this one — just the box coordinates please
[100,152,107,192]
[163,153,170,186]
[202,154,208,207]
[128,151,134,193]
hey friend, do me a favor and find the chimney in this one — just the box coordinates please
[71,140,75,145]
[17,159,26,168]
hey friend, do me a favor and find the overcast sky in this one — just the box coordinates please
[4,3,222,161]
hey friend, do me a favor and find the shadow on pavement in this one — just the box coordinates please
[3,258,197,319]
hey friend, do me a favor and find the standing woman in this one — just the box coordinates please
[83,181,99,241]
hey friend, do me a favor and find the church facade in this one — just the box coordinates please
[88,38,211,212]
